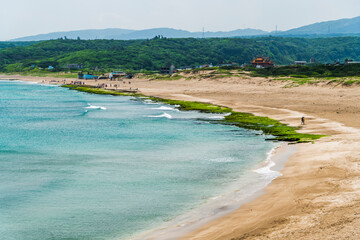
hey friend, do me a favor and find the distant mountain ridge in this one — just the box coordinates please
[10,16,360,41]
[280,16,360,35]
[12,29,136,41]
[11,28,268,41]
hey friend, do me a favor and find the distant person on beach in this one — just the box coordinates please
[301,116,305,125]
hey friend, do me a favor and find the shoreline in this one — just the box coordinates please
[2,74,360,239]
[1,77,299,239]
[135,143,297,240]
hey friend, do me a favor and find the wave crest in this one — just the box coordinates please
[147,113,172,119]
[151,106,177,111]
[84,104,106,110]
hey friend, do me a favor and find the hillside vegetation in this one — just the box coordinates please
[250,64,360,78]
[0,41,37,50]
[0,37,359,72]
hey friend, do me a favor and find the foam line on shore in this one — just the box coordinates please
[132,143,297,240]
[253,147,281,177]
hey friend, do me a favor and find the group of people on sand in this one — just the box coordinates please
[70,80,85,85]
[94,82,139,91]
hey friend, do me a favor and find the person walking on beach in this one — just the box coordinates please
[301,116,305,125]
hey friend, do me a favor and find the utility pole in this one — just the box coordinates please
[202,27,205,38]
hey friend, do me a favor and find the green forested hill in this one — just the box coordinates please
[0,41,37,50]
[0,37,359,72]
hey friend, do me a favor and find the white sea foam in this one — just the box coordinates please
[21,81,39,85]
[84,104,107,110]
[147,113,172,119]
[0,79,39,84]
[253,147,280,177]
[135,144,295,240]
[151,106,178,111]
[207,115,226,120]
[205,112,231,120]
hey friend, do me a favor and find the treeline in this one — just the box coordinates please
[0,37,359,72]
[249,64,360,78]
[0,41,37,50]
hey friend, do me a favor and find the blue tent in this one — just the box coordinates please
[83,74,98,80]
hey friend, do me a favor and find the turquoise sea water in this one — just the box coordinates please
[0,81,278,240]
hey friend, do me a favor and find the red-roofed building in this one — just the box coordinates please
[251,57,274,68]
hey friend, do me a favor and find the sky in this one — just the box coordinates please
[0,0,359,41]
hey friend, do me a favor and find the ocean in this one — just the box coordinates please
[0,81,280,240]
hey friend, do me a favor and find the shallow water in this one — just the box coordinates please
[0,81,278,240]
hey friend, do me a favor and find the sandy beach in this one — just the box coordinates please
[2,73,360,239]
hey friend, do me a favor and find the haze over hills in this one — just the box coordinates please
[12,29,136,41]
[10,16,360,41]
[280,16,360,35]
[12,28,268,41]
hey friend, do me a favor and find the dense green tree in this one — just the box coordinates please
[0,37,359,72]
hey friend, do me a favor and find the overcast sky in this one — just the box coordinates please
[0,0,359,41]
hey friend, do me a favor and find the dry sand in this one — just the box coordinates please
[2,74,360,239]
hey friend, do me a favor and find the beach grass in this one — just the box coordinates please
[270,76,360,87]
[62,84,325,143]
[149,74,183,81]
